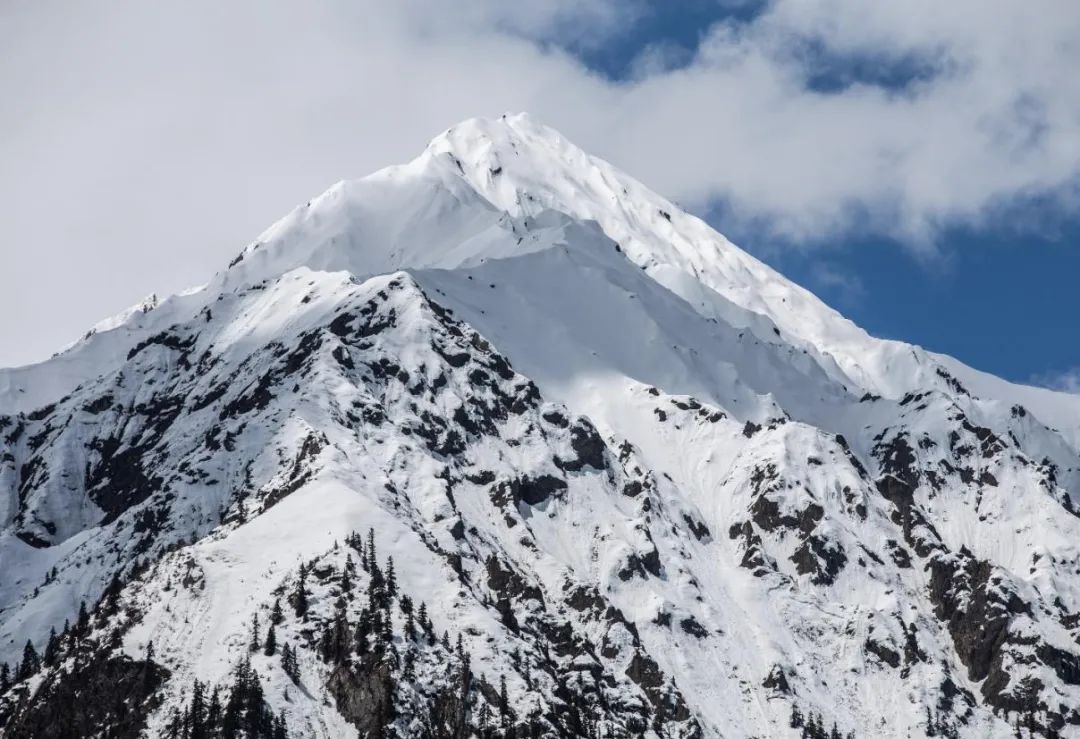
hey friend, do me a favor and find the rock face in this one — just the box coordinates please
[2,114,1080,737]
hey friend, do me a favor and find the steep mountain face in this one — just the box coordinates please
[1,114,1079,739]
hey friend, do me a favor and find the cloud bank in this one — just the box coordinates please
[1,0,1079,366]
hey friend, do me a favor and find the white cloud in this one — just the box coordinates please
[1032,368,1080,395]
[1,0,1079,366]
[807,263,865,307]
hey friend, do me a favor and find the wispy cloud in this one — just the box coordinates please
[808,263,866,307]
[1031,367,1080,394]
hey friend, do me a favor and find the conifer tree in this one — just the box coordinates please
[273,709,288,739]
[75,600,90,636]
[0,662,10,693]
[17,640,40,681]
[189,679,207,739]
[418,601,432,635]
[499,674,510,721]
[385,556,397,600]
[140,640,157,693]
[101,571,123,616]
[270,598,284,625]
[250,613,261,652]
[293,566,309,619]
[400,594,415,640]
[207,685,222,729]
[264,624,277,656]
[370,609,383,648]
[165,708,183,739]
[43,627,60,666]
[367,529,378,573]
[326,607,350,664]
[341,553,355,594]
[380,607,393,646]
[281,643,300,684]
[355,609,371,655]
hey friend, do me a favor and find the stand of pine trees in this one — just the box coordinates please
[164,658,288,739]
[0,560,168,738]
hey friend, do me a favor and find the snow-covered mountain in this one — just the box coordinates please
[2,113,1079,738]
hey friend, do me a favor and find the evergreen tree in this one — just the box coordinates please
[243,665,269,736]
[341,554,355,594]
[358,536,369,570]
[16,640,40,681]
[101,571,123,616]
[264,624,277,656]
[499,674,510,721]
[189,679,207,739]
[207,686,222,729]
[270,598,284,625]
[142,640,157,692]
[370,609,383,648]
[418,601,432,637]
[367,529,377,574]
[273,709,289,739]
[385,556,397,600]
[250,613,261,652]
[165,708,183,739]
[75,600,90,636]
[293,566,309,619]
[790,704,804,729]
[355,609,371,655]
[380,606,393,646]
[220,657,276,737]
[43,627,60,666]
[401,594,415,640]
[0,662,10,693]
[281,643,300,684]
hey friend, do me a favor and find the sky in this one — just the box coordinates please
[1,0,1078,389]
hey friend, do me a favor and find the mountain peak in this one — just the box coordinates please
[4,114,1080,738]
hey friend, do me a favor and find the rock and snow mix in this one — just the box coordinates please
[1,114,1079,738]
